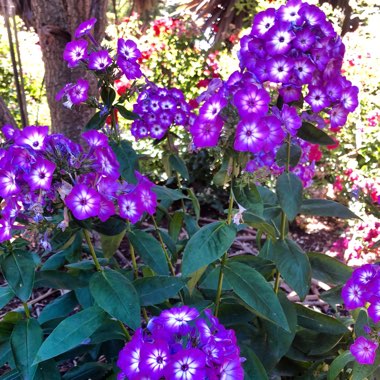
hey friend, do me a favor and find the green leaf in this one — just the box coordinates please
[243,212,276,240]
[134,276,186,306]
[62,362,111,380]
[224,262,289,331]
[295,303,348,335]
[34,271,88,290]
[308,252,353,285]
[169,154,189,180]
[115,104,140,120]
[34,360,61,380]
[230,256,276,279]
[300,199,359,219]
[153,186,189,202]
[186,188,200,221]
[241,346,269,380]
[297,122,335,145]
[101,87,116,107]
[276,172,303,221]
[38,292,78,324]
[276,143,302,168]
[0,286,14,309]
[89,270,140,330]
[354,309,369,338]
[34,306,107,364]
[100,229,126,259]
[260,239,311,300]
[128,230,169,275]
[181,222,237,276]
[84,111,107,131]
[169,211,184,242]
[327,351,354,380]
[10,318,42,380]
[92,216,127,236]
[110,140,138,183]
[1,250,35,302]
[232,184,263,216]
[199,267,232,290]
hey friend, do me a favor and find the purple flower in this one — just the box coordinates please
[94,146,120,179]
[352,264,378,286]
[158,306,199,334]
[341,279,366,310]
[88,50,112,71]
[2,124,20,141]
[330,105,348,129]
[139,340,170,380]
[82,130,108,148]
[368,298,380,323]
[167,349,206,380]
[190,117,224,148]
[75,18,97,39]
[68,79,89,105]
[0,170,19,197]
[293,57,315,83]
[24,158,56,191]
[233,84,270,118]
[16,126,49,150]
[150,123,167,140]
[265,23,294,56]
[325,79,343,102]
[138,186,157,215]
[260,116,286,152]
[117,57,142,80]
[251,8,276,37]
[98,196,116,222]
[63,40,88,68]
[267,56,293,83]
[218,357,245,379]
[305,86,329,112]
[117,38,141,61]
[293,28,316,52]
[350,336,378,365]
[117,329,143,379]
[299,3,325,26]
[0,218,12,243]
[65,184,100,220]
[280,105,302,136]
[234,117,268,153]
[278,0,303,24]
[341,85,359,112]
[279,85,302,103]
[118,193,143,224]
[199,94,227,121]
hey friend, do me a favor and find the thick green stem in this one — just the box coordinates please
[214,182,235,316]
[83,229,102,272]
[118,321,131,341]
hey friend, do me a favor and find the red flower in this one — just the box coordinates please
[308,144,322,161]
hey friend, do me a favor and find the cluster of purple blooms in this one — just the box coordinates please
[189,0,358,184]
[342,264,380,365]
[57,18,142,107]
[117,306,244,379]
[0,125,157,244]
[131,83,194,140]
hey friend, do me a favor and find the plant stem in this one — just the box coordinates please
[127,222,139,279]
[23,302,30,318]
[118,321,131,341]
[151,215,176,277]
[83,229,102,272]
[214,181,235,316]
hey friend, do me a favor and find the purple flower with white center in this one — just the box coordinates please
[148,95,161,112]
[117,38,141,61]
[25,158,56,191]
[68,78,89,105]
[157,110,173,128]
[98,196,116,222]
[117,57,142,80]
[150,123,167,140]
[16,125,49,150]
[350,336,378,365]
[250,8,276,37]
[160,96,177,111]
[305,86,330,112]
[117,330,143,379]
[63,39,88,68]
[341,279,366,309]
[118,193,143,224]
[265,23,294,56]
[158,306,199,334]
[267,56,293,83]
[88,50,112,71]
[0,218,12,243]
[325,79,343,102]
[352,264,378,286]
[311,48,330,71]
[97,176,118,199]
[368,298,380,323]
[0,170,19,197]
[299,3,325,26]
[293,28,316,52]
[2,124,20,141]
[190,116,223,148]
[260,116,286,152]
[233,84,270,118]
[293,57,315,83]
[281,104,302,136]
[65,184,100,220]
[278,0,303,24]
[279,85,302,103]
[75,18,97,39]
[82,130,108,148]
[139,340,170,380]
[218,357,245,380]
[8,146,35,171]
[252,59,269,82]
[199,94,227,121]
[95,146,120,179]
[234,117,268,153]
[138,186,157,215]
[167,349,206,380]
[341,85,359,112]
[131,120,150,140]
[174,110,187,126]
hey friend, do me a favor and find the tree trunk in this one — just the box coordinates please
[30,0,108,141]
[0,95,16,127]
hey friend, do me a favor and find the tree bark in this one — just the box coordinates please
[0,95,17,127]
[30,0,108,141]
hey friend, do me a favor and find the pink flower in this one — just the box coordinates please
[350,336,378,365]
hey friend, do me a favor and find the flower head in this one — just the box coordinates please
[350,336,378,365]
[88,50,112,71]
[75,18,97,39]
[65,184,100,220]
[63,39,88,68]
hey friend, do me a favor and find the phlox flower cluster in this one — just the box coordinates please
[58,18,142,108]
[0,125,157,243]
[189,0,358,184]
[117,306,244,380]
[342,264,380,364]
[131,83,194,140]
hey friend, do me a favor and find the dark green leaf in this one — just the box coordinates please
[0,341,14,368]
[224,262,289,331]
[34,360,61,380]
[62,362,111,380]
[35,271,88,290]
[257,186,278,204]
[92,216,127,236]
[169,211,184,242]
[230,256,276,279]
[276,143,302,168]
[128,230,169,275]
[308,252,353,285]
[115,104,140,120]
[101,87,116,107]
[100,229,126,259]
[327,351,354,380]
[134,276,186,306]
[89,319,126,344]
[199,267,232,290]
[260,239,311,300]
[38,292,78,324]
[182,222,237,276]
[153,186,189,202]
[169,154,189,180]
[90,269,140,329]
[276,172,303,221]
[11,318,42,380]
[243,212,276,239]
[297,122,335,145]
[110,140,138,183]
[84,111,107,131]
[241,346,269,380]
[34,306,107,364]
[1,250,35,302]
[0,286,14,309]
[320,285,343,307]
[186,188,200,221]
[354,309,369,338]
[300,199,359,219]
[233,184,263,216]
